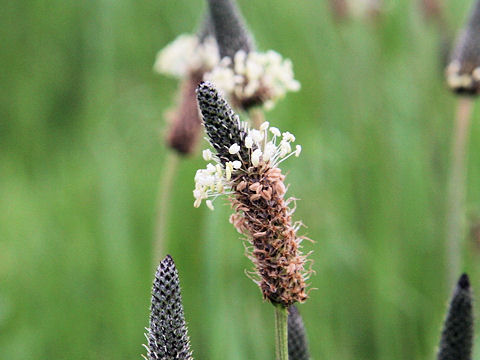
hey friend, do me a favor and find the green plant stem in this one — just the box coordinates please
[153,151,179,266]
[249,107,265,130]
[446,97,473,285]
[274,305,289,360]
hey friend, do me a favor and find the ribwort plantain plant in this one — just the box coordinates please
[193,82,311,359]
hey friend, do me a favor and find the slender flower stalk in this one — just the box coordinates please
[144,255,193,360]
[275,305,289,360]
[437,273,474,360]
[444,0,480,285]
[288,305,310,360]
[445,98,473,284]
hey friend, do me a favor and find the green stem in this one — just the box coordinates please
[153,151,179,267]
[249,107,265,130]
[446,97,473,285]
[274,305,289,360]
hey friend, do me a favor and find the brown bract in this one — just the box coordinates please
[166,71,204,155]
[229,161,309,307]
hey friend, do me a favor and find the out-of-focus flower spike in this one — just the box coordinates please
[437,273,474,360]
[207,0,254,59]
[166,72,204,155]
[288,305,310,360]
[197,11,215,43]
[145,255,193,360]
[446,0,480,95]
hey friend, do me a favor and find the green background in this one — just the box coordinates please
[1,0,480,359]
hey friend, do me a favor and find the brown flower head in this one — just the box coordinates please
[446,0,480,95]
[193,82,310,307]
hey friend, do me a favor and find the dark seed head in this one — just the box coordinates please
[446,0,480,95]
[196,81,251,164]
[288,305,310,360]
[207,0,254,59]
[437,273,474,360]
[146,255,193,360]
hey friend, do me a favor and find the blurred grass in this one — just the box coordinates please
[1,0,480,359]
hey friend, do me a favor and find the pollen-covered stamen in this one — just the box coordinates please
[154,34,219,78]
[205,49,301,110]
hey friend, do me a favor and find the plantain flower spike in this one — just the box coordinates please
[288,305,310,360]
[193,82,310,307]
[154,14,219,155]
[437,273,474,360]
[144,255,193,360]
[446,0,480,95]
[205,0,300,111]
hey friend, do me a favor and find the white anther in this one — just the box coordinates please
[206,200,214,211]
[260,121,270,131]
[252,149,263,167]
[269,127,281,137]
[229,143,240,154]
[202,149,212,161]
[295,145,302,157]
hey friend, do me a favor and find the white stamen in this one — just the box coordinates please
[282,132,295,142]
[202,149,212,161]
[263,142,276,162]
[252,149,263,167]
[206,200,214,211]
[232,160,242,169]
[260,121,270,131]
[295,145,302,157]
[269,127,281,137]
[245,135,253,149]
[229,143,240,154]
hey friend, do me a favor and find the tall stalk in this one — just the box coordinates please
[153,152,179,265]
[275,305,289,360]
[445,97,473,284]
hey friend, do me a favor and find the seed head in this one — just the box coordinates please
[193,82,310,307]
[145,255,193,360]
[446,0,480,95]
[207,0,254,59]
[437,273,474,360]
[196,81,250,164]
[288,305,310,360]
